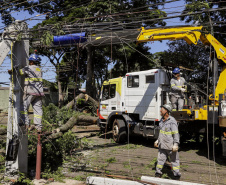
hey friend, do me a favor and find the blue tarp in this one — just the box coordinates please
[53,32,86,45]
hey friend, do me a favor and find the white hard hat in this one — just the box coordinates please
[160,104,172,113]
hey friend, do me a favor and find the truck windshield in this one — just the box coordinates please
[102,84,116,100]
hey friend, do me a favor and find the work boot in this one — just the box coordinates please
[155,173,162,178]
[174,172,181,180]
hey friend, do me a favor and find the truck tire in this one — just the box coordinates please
[112,118,127,143]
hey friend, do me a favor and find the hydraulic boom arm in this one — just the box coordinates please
[137,26,226,100]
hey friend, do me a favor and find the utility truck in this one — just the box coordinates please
[98,69,170,142]
[97,26,226,156]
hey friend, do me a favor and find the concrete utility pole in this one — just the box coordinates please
[0,21,29,175]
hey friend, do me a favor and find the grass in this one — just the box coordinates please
[106,157,116,163]
[192,160,202,164]
[123,161,132,170]
[73,175,86,181]
[145,158,157,169]
[116,144,142,150]
[162,173,169,179]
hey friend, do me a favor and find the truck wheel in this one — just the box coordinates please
[112,118,127,143]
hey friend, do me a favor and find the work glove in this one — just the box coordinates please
[180,88,186,92]
[172,143,179,152]
[154,140,159,148]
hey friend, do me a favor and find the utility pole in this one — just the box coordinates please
[0,21,29,175]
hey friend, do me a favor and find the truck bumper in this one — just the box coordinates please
[97,119,107,129]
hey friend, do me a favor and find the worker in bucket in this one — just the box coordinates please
[170,67,186,111]
[8,52,43,133]
[154,104,181,178]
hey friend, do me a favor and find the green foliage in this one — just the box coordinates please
[13,172,33,185]
[123,161,132,169]
[0,155,5,173]
[16,33,22,41]
[42,103,80,129]
[42,167,65,182]
[43,79,57,92]
[146,157,157,169]
[73,175,85,181]
[77,98,85,105]
[106,157,116,163]
[28,104,86,174]
[52,23,65,36]
[41,31,54,46]
[162,173,169,179]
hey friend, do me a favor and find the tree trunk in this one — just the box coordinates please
[86,46,94,98]
[65,93,85,109]
[47,115,98,140]
[58,115,98,133]
[58,80,64,108]
[84,94,98,107]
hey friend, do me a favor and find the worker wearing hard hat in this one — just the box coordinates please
[154,104,181,178]
[9,53,43,132]
[170,68,186,111]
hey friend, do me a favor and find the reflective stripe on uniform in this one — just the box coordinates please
[171,84,182,88]
[172,109,177,111]
[171,84,175,87]
[25,78,42,82]
[156,164,163,169]
[20,111,28,114]
[19,69,24,75]
[173,166,180,170]
[171,131,178,134]
[160,130,178,135]
[34,114,42,119]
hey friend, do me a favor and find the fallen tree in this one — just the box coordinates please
[65,93,98,116]
[47,115,98,140]
[66,93,85,109]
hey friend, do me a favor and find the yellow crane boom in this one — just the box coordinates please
[137,26,226,100]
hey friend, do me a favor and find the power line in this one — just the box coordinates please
[0,0,34,14]
[0,0,53,19]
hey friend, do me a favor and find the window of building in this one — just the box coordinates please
[127,75,139,88]
[102,84,116,100]
[146,75,155,83]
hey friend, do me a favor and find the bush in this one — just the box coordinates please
[28,104,85,174]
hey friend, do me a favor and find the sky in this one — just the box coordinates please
[0,0,189,87]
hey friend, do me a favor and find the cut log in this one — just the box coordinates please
[47,132,63,139]
[58,115,98,133]
[48,115,98,140]
[58,116,78,133]
[84,94,98,107]
[77,115,98,124]
[65,93,85,109]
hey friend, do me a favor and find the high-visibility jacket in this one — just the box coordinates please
[19,65,44,96]
[158,116,180,150]
[170,77,185,98]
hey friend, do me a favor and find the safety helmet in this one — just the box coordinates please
[160,104,172,113]
[172,67,180,74]
[29,54,41,63]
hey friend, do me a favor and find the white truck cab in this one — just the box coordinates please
[98,69,170,142]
